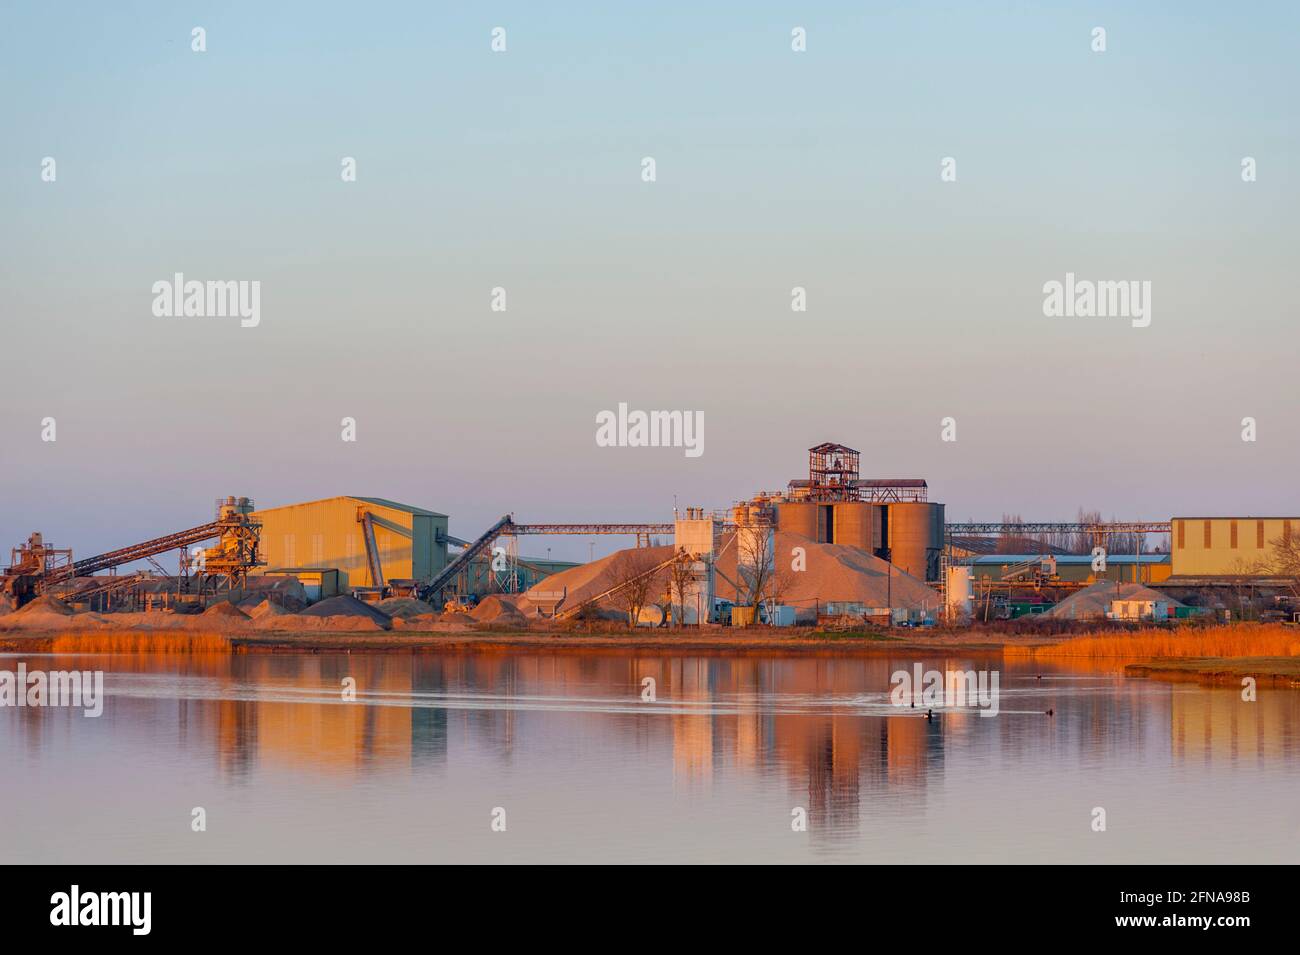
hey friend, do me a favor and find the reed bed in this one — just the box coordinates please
[1004,624,1300,661]
[50,631,233,654]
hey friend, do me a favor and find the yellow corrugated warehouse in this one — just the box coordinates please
[250,496,448,590]
[1171,516,1299,576]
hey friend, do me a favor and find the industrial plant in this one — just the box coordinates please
[3,442,1298,629]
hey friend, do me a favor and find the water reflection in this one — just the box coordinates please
[2,648,1297,863]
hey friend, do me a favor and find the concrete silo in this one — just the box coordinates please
[887,502,945,581]
[832,502,874,553]
[775,501,820,541]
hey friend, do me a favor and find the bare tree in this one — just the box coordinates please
[1266,533,1300,578]
[667,551,697,627]
[737,527,772,607]
[570,596,600,623]
[606,549,663,627]
[1072,508,1102,554]
[737,526,795,624]
[1225,556,1267,620]
[998,514,1024,555]
[760,564,796,620]
[1068,507,1147,556]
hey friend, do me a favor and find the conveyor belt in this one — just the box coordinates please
[42,521,224,583]
[418,515,514,601]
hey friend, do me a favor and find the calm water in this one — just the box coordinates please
[3,646,1298,864]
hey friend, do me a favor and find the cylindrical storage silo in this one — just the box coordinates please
[945,565,973,622]
[833,502,874,553]
[775,501,819,542]
[888,502,943,580]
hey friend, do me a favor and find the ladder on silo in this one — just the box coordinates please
[939,551,949,622]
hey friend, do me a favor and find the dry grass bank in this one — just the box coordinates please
[1004,624,1300,664]
[1126,657,1300,685]
[50,631,233,654]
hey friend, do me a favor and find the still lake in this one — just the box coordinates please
[3,647,1297,863]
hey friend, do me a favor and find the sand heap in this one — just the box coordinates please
[0,594,114,631]
[390,612,446,630]
[14,595,75,617]
[260,594,393,631]
[229,576,308,611]
[470,594,528,627]
[515,534,935,623]
[378,596,447,630]
[516,545,677,619]
[1045,582,1184,620]
[138,600,253,632]
[714,531,936,622]
[245,598,291,621]
[376,596,438,619]
[204,600,250,621]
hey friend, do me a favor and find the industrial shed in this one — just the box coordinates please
[1171,517,1300,576]
[250,497,448,591]
[969,553,1171,585]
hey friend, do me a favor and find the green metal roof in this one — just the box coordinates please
[253,496,448,518]
[349,496,448,518]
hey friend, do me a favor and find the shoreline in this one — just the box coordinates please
[2,625,1295,679]
[0,626,1060,656]
[1125,657,1300,687]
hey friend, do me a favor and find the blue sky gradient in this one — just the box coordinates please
[2,2,1297,559]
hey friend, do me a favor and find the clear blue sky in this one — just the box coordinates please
[2,2,1297,561]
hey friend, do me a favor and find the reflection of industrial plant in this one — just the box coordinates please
[29,651,952,837]
[1169,685,1298,764]
[15,650,1299,847]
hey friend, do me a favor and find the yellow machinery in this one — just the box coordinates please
[444,595,476,614]
[3,496,263,609]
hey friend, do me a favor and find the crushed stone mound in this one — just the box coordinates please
[1045,582,1184,620]
[15,595,76,617]
[712,531,939,621]
[516,534,939,623]
[515,545,676,617]
[258,594,393,631]
[391,612,444,630]
[299,594,392,624]
[245,599,291,620]
[470,595,528,625]
[376,596,438,619]
[260,613,389,632]
[203,601,250,620]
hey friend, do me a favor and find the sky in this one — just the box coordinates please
[2,2,1297,562]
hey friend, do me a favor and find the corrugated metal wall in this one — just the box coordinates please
[1171,517,1297,575]
[251,497,447,588]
